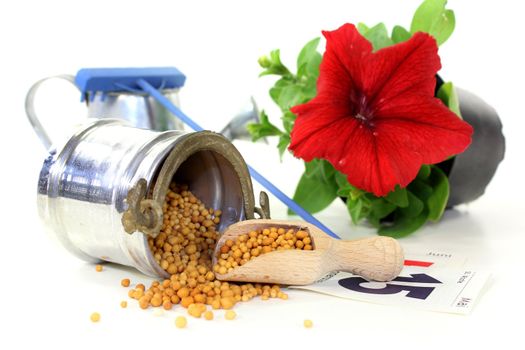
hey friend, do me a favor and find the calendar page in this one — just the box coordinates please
[291,251,489,315]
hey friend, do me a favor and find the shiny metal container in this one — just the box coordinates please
[37,119,256,278]
[86,89,184,131]
[25,75,184,152]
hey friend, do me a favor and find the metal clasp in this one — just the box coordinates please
[121,179,163,237]
[254,191,271,219]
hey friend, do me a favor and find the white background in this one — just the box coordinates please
[1,0,524,348]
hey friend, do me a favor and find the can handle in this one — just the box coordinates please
[25,74,79,153]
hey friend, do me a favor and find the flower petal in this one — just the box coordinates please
[363,33,440,109]
[337,96,472,196]
[375,94,473,164]
[335,126,421,197]
[288,23,473,197]
[291,95,472,197]
[291,112,419,197]
[290,97,356,163]
[317,24,373,101]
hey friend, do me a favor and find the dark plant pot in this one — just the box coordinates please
[436,88,505,207]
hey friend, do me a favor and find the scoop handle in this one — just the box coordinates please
[330,236,404,281]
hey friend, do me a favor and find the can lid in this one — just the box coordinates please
[75,67,186,102]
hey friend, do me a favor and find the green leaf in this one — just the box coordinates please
[246,110,283,141]
[337,188,350,197]
[334,171,365,200]
[361,23,394,51]
[370,198,397,220]
[304,159,335,183]
[378,209,429,238]
[257,39,321,164]
[391,25,412,43]
[300,75,318,101]
[349,188,366,201]
[429,9,455,46]
[347,198,363,224]
[277,134,290,158]
[335,171,352,197]
[408,178,433,201]
[297,38,322,79]
[290,171,338,215]
[357,22,370,35]
[320,159,335,182]
[410,0,455,46]
[338,186,363,199]
[259,49,292,77]
[333,170,367,199]
[400,191,424,218]
[334,171,348,188]
[417,164,431,180]
[384,186,409,207]
[368,198,397,228]
[304,158,321,178]
[346,196,371,224]
[269,78,304,111]
[281,111,296,133]
[269,80,284,107]
[437,82,462,118]
[427,165,450,221]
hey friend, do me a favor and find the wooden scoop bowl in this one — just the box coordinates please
[213,219,404,285]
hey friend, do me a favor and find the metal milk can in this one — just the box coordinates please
[25,69,185,152]
[36,118,257,278]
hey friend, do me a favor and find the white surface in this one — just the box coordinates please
[1,0,524,348]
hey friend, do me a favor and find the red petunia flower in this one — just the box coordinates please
[289,23,473,197]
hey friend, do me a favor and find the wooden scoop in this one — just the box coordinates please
[213,219,404,285]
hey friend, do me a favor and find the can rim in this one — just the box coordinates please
[141,130,256,278]
[150,131,255,222]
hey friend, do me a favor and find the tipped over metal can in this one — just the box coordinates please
[37,119,256,278]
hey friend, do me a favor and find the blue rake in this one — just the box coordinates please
[75,67,340,239]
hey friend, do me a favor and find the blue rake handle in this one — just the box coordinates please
[137,79,340,239]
